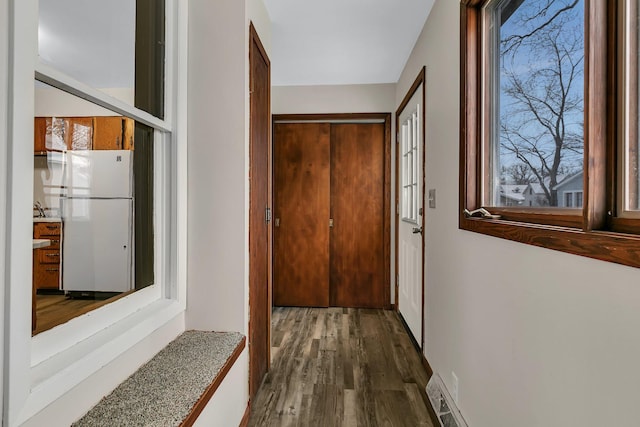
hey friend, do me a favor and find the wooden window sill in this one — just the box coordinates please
[460,216,640,269]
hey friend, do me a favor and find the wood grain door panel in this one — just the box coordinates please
[330,123,386,308]
[249,24,271,399]
[274,123,331,307]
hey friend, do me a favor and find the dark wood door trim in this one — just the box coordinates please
[248,22,271,400]
[272,113,392,309]
[394,67,426,348]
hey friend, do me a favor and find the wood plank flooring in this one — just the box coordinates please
[248,307,434,427]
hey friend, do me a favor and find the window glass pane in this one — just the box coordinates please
[33,81,156,335]
[401,109,420,223]
[486,0,585,208]
[38,0,165,119]
[624,0,640,211]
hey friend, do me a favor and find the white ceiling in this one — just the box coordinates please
[263,0,435,86]
[37,0,434,89]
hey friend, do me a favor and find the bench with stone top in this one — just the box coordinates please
[72,330,246,427]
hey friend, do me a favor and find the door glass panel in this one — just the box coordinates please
[401,107,420,224]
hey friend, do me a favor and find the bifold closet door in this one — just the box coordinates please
[273,123,331,307]
[330,123,386,308]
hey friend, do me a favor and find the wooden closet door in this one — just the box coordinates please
[273,123,331,307]
[330,123,386,308]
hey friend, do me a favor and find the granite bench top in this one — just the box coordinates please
[73,330,245,427]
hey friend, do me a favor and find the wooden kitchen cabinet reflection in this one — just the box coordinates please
[34,117,47,153]
[34,117,67,153]
[33,222,61,290]
[93,116,134,150]
[66,117,94,150]
[34,116,134,153]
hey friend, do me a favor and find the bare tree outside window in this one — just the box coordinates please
[501,163,535,185]
[489,0,584,207]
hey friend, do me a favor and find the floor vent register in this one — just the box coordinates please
[426,374,469,427]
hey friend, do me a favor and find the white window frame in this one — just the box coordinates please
[0,0,9,418]
[565,192,574,208]
[4,1,188,424]
[563,190,583,208]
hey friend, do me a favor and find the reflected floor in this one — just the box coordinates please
[33,292,129,335]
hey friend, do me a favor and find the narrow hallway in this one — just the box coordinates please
[248,307,434,426]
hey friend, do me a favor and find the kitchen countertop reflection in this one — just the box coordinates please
[33,217,61,223]
[32,239,51,249]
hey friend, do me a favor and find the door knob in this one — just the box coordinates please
[412,226,422,234]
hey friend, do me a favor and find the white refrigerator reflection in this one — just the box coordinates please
[61,150,134,293]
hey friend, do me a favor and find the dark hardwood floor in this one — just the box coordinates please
[248,307,434,427]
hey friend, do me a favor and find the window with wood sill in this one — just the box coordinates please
[460,0,640,268]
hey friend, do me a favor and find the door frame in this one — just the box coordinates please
[395,67,426,348]
[273,113,392,308]
[249,22,271,399]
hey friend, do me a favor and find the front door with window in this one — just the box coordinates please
[397,80,424,347]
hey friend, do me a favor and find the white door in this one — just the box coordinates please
[398,85,424,346]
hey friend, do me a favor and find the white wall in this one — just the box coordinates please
[187,0,272,330]
[187,0,270,424]
[0,0,8,416]
[187,0,248,334]
[248,0,271,55]
[192,349,249,427]
[273,83,395,114]
[398,1,640,426]
[187,0,271,328]
[35,86,130,117]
